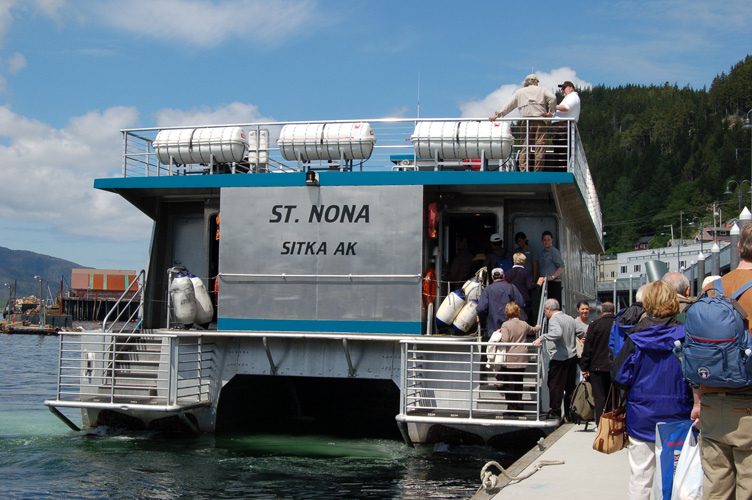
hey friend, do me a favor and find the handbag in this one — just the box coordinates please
[593,387,629,454]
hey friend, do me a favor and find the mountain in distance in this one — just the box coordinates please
[0,246,88,304]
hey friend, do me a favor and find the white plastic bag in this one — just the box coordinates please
[671,425,703,500]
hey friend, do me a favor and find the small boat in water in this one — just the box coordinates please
[45,116,602,447]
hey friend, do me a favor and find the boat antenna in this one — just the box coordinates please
[417,72,421,118]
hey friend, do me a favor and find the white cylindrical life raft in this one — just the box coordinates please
[453,299,478,332]
[191,276,214,325]
[170,275,197,326]
[277,122,376,161]
[436,289,466,327]
[153,127,248,165]
[410,121,513,160]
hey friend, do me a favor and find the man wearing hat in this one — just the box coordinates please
[477,267,525,341]
[551,81,581,169]
[482,232,508,280]
[489,74,556,172]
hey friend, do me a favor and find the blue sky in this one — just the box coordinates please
[0,0,750,271]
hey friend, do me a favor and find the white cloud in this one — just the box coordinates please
[154,101,274,127]
[6,51,25,73]
[0,105,149,242]
[0,0,16,49]
[458,67,592,118]
[0,101,277,247]
[90,0,320,48]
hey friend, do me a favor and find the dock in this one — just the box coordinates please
[471,423,628,500]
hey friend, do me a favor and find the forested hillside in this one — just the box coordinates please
[579,55,752,254]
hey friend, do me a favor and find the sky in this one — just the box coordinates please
[0,0,750,272]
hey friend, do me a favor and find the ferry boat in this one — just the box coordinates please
[45,116,602,446]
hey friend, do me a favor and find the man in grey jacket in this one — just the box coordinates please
[489,74,556,172]
[532,298,586,420]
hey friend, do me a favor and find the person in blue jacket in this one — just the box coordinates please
[611,280,693,500]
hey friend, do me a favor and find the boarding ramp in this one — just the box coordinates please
[44,331,215,431]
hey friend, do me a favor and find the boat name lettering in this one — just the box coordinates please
[280,241,357,256]
[269,205,370,224]
[308,205,370,224]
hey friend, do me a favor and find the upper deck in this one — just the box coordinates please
[97,117,602,253]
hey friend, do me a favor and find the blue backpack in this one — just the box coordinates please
[677,278,752,388]
[609,309,635,356]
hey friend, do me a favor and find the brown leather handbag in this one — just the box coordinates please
[593,388,629,454]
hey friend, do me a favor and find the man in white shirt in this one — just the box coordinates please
[552,81,581,169]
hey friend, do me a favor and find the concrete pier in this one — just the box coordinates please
[471,423,629,499]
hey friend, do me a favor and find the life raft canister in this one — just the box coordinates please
[436,289,466,327]
[191,276,214,325]
[170,273,197,326]
[422,269,437,306]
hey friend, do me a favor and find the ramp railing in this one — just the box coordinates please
[399,338,543,422]
[45,331,214,412]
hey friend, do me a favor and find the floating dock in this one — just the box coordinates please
[471,423,628,500]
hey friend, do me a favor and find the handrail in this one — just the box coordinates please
[102,269,145,334]
[46,331,214,411]
[399,338,546,424]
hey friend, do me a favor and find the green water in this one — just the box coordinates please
[0,334,518,499]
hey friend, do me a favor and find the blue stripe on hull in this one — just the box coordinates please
[218,317,422,334]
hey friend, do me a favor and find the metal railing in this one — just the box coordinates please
[47,331,214,411]
[102,269,145,334]
[400,338,544,422]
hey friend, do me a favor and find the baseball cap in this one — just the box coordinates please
[490,233,503,243]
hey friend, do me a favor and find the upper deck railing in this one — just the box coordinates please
[119,117,601,237]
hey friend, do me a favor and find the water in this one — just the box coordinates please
[0,333,521,499]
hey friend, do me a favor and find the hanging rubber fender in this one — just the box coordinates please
[170,274,197,326]
[436,289,466,327]
[427,202,439,239]
[462,278,482,302]
[453,299,478,332]
[422,269,437,306]
[191,276,214,326]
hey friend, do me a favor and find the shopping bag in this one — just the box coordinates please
[671,425,702,500]
[653,420,695,500]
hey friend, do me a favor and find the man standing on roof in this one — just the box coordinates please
[551,81,581,169]
[489,74,556,172]
[692,222,752,499]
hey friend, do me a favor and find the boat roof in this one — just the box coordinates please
[96,118,603,253]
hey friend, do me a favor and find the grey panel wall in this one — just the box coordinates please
[218,185,423,331]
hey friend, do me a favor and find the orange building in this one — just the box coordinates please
[70,269,138,297]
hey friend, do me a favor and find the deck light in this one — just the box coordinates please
[305,170,319,186]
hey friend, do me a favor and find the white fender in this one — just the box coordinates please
[453,299,478,332]
[191,276,214,325]
[170,275,197,326]
[436,290,465,327]
[462,279,482,302]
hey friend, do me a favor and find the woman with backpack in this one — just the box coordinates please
[611,280,693,500]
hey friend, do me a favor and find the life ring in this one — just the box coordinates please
[422,269,437,306]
